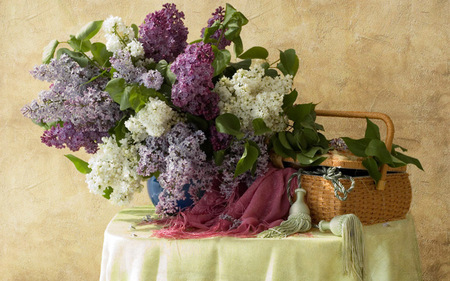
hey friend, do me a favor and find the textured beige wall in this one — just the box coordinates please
[1,0,448,280]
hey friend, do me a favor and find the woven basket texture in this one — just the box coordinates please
[300,172,412,225]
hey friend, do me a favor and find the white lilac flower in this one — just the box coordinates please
[125,39,144,57]
[214,64,293,132]
[105,34,122,53]
[124,97,183,142]
[103,15,138,56]
[85,135,143,205]
[103,16,125,34]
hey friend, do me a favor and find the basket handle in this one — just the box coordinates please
[315,110,394,191]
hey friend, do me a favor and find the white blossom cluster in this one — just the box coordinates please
[85,135,143,205]
[124,97,183,142]
[103,16,144,57]
[214,64,294,132]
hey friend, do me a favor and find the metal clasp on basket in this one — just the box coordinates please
[287,167,356,203]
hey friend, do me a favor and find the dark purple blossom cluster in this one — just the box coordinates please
[171,42,219,120]
[139,3,188,63]
[201,6,231,49]
[22,55,122,153]
[210,125,232,151]
[40,122,109,154]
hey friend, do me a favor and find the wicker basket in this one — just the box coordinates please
[285,110,412,225]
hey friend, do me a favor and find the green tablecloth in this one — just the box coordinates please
[100,206,422,281]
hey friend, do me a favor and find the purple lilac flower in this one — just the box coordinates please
[30,54,98,97]
[139,3,188,62]
[64,88,122,132]
[138,123,217,216]
[22,55,122,153]
[170,42,219,120]
[137,135,169,177]
[210,125,232,151]
[140,69,164,90]
[109,50,146,83]
[41,122,108,154]
[217,134,269,198]
[201,6,231,49]
[329,138,348,151]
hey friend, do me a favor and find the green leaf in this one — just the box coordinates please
[318,133,330,150]
[283,90,298,111]
[189,39,203,44]
[211,46,231,77]
[235,141,259,177]
[186,114,209,131]
[296,153,327,166]
[302,147,324,158]
[75,20,103,41]
[109,116,128,145]
[271,135,296,159]
[131,24,139,38]
[278,131,293,150]
[42,39,59,64]
[294,131,308,150]
[278,49,299,77]
[102,186,113,200]
[265,68,279,78]
[365,139,393,165]
[215,113,244,139]
[365,118,381,140]
[91,42,113,67]
[392,143,408,152]
[393,151,424,170]
[362,157,381,183]
[65,154,91,174]
[277,62,288,76]
[105,78,127,105]
[286,132,300,150]
[68,35,91,52]
[303,128,320,144]
[56,48,89,67]
[119,86,133,110]
[156,60,175,84]
[131,84,167,112]
[286,103,316,122]
[223,3,238,25]
[229,59,251,70]
[341,137,371,157]
[203,20,221,42]
[129,85,161,112]
[214,150,226,166]
[32,120,63,130]
[233,36,244,57]
[252,118,271,135]
[223,11,248,41]
[238,46,269,60]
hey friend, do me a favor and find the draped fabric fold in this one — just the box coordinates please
[153,167,298,238]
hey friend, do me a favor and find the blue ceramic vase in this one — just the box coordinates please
[146,176,196,210]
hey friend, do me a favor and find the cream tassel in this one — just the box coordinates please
[319,214,365,281]
[258,188,312,238]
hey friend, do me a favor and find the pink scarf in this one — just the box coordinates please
[153,167,297,239]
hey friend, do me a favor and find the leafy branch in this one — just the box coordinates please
[342,118,423,183]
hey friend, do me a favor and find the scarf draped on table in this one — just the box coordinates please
[152,167,298,239]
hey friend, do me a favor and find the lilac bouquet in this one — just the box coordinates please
[21,3,340,216]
